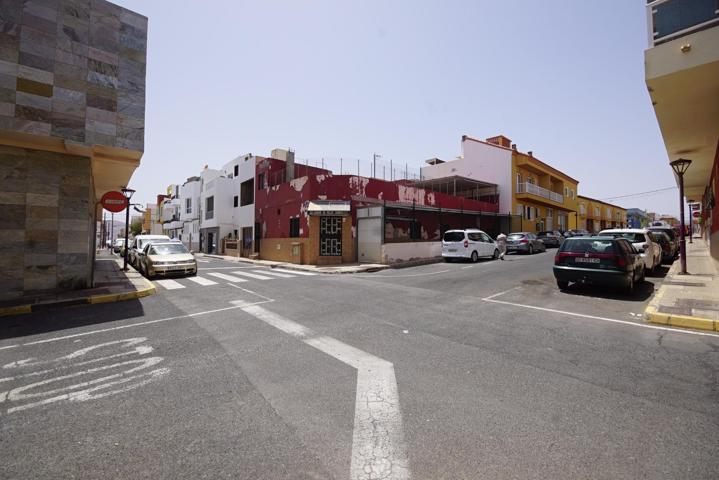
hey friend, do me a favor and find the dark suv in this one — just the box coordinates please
[553,236,645,293]
[647,227,679,259]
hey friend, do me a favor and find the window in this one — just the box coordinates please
[257,173,265,190]
[443,231,465,242]
[185,198,192,214]
[240,179,254,206]
[564,187,569,197]
[467,232,482,241]
[289,218,300,237]
[606,207,611,218]
[594,207,600,217]
[234,165,238,177]
[547,208,553,218]
[233,195,238,208]
[205,196,214,220]
[515,204,523,216]
[480,233,491,243]
[516,173,521,190]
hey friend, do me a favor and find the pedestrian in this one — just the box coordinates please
[496,232,507,260]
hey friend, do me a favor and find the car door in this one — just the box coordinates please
[467,232,481,257]
[480,232,493,256]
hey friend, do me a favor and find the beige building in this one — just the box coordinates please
[0,0,147,303]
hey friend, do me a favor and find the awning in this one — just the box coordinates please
[307,200,351,216]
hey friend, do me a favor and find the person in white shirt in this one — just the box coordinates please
[496,232,507,260]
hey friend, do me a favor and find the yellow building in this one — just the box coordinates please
[576,196,627,233]
[511,146,579,233]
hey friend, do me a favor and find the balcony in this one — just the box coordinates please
[648,0,719,46]
[517,182,564,205]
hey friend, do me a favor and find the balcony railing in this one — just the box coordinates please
[648,0,719,46]
[517,182,564,204]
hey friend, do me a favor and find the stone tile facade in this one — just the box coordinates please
[0,0,147,152]
[0,145,93,301]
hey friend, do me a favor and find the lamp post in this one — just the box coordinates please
[121,187,135,271]
[670,158,691,275]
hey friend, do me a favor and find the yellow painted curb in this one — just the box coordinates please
[645,305,718,332]
[0,305,32,317]
[88,284,156,304]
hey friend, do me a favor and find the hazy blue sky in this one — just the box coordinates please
[116,0,679,216]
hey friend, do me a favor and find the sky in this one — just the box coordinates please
[114,0,681,217]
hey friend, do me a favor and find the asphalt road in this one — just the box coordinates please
[1,251,718,479]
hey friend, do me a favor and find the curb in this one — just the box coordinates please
[0,276,156,318]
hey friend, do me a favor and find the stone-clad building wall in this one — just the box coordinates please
[0,0,147,303]
[0,145,93,301]
[0,0,147,150]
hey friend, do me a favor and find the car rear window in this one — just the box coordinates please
[560,239,616,254]
[443,232,465,242]
[651,228,676,240]
[508,234,525,240]
[603,232,646,243]
[150,244,189,255]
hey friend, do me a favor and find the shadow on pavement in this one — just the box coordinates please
[559,278,658,302]
[0,299,150,341]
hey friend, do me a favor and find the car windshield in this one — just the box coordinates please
[149,244,189,255]
[651,228,676,240]
[561,239,616,254]
[508,234,525,240]
[443,232,465,242]
[602,232,646,243]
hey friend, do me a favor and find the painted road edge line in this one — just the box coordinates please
[240,304,411,480]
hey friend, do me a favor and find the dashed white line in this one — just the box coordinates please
[185,276,218,286]
[155,279,185,290]
[240,305,411,479]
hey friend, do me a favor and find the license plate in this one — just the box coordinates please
[507,246,516,250]
[574,257,600,264]
[448,249,457,253]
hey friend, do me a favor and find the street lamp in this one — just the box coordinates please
[670,158,691,275]
[121,187,135,271]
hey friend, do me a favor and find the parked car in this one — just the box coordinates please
[553,236,645,293]
[442,229,500,262]
[567,229,590,237]
[506,232,546,254]
[599,229,661,274]
[112,238,126,253]
[648,230,674,264]
[537,231,564,248]
[647,226,679,258]
[129,234,170,268]
[138,242,197,279]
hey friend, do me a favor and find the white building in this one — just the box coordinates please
[179,176,201,251]
[222,153,258,256]
[199,167,234,254]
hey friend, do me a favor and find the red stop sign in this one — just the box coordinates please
[101,191,129,213]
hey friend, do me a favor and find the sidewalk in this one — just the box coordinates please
[0,251,156,317]
[197,252,390,274]
[645,239,719,332]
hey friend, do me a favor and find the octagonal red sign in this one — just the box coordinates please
[101,191,128,213]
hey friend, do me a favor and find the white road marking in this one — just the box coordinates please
[207,272,248,282]
[199,266,257,270]
[21,302,273,346]
[254,270,295,278]
[226,284,276,302]
[231,271,274,280]
[0,337,169,414]
[483,292,719,338]
[0,346,18,351]
[482,287,522,301]
[272,268,317,276]
[186,276,218,286]
[240,305,411,479]
[196,259,211,263]
[155,279,185,290]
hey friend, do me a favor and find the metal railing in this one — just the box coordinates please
[648,0,719,46]
[516,182,564,204]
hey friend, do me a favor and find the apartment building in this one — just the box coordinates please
[222,153,260,256]
[198,167,233,254]
[576,196,627,233]
[421,135,579,233]
[179,176,201,251]
[161,184,182,239]
[645,0,719,267]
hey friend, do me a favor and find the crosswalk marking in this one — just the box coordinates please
[254,270,295,278]
[207,272,248,283]
[272,268,317,276]
[155,279,185,290]
[196,259,211,263]
[186,276,218,286]
[231,271,274,280]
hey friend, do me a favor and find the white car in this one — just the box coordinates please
[442,229,500,262]
[128,234,170,268]
[599,229,661,274]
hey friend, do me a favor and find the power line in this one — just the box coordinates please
[600,186,677,201]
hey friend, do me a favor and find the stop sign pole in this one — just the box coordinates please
[120,188,135,271]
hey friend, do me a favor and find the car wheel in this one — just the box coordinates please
[639,266,646,283]
[528,245,534,255]
[492,249,499,260]
[557,280,569,290]
[471,251,479,263]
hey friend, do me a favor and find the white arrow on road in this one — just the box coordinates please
[240,305,411,480]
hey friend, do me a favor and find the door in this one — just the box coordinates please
[241,227,253,257]
[358,217,382,263]
[207,232,214,254]
[319,216,342,257]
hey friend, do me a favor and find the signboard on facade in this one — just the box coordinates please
[100,191,128,213]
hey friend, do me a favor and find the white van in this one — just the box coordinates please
[442,229,499,262]
[128,234,170,268]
